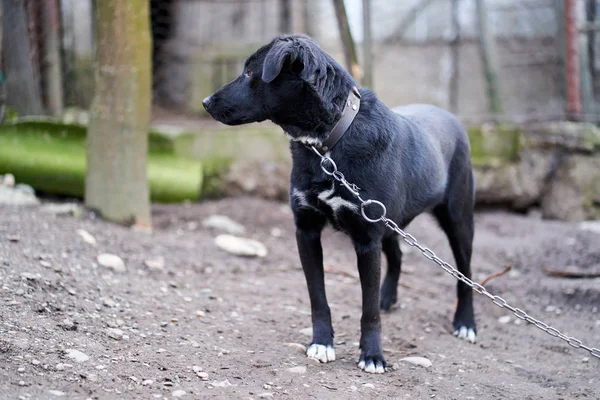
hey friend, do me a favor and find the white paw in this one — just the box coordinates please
[358,359,385,374]
[453,326,477,343]
[306,344,336,363]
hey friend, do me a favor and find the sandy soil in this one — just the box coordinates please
[1,198,599,399]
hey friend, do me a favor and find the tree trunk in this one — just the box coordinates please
[332,0,361,81]
[449,0,460,113]
[563,0,581,120]
[475,0,503,114]
[361,0,373,88]
[85,0,152,226]
[2,0,43,116]
[279,0,292,33]
[41,0,64,116]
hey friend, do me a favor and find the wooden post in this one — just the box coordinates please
[332,0,361,81]
[1,0,43,115]
[362,0,373,88]
[475,0,503,114]
[385,0,435,43]
[280,0,292,33]
[41,0,64,116]
[449,0,460,113]
[564,0,581,120]
[85,0,152,226]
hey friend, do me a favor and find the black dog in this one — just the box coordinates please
[203,34,476,374]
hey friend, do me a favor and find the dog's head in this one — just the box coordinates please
[203,35,355,138]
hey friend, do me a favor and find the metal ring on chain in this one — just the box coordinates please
[360,199,387,223]
[320,157,337,175]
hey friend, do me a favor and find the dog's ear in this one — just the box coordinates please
[262,40,311,83]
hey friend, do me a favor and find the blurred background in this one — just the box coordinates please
[1,0,599,223]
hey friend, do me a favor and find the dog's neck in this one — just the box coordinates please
[278,80,356,146]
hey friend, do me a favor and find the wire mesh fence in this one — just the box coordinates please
[2,0,599,125]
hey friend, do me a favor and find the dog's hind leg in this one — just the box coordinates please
[295,212,336,363]
[354,239,387,373]
[380,235,402,311]
[433,170,476,343]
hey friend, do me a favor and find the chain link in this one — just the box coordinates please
[310,145,600,360]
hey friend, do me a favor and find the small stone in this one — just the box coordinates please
[65,349,89,363]
[103,298,116,308]
[77,229,97,245]
[0,184,39,205]
[196,310,205,318]
[286,342,307,353]
[400,356,432,368]
[15,289,25,296]
[40,260,52,268]
[97,253,126,272]
[18,381,26,386]
[270,228,283,237]
[287,366,306,374]
[60,318,77,331]
[579,220,600,234]
[8,235,20,242]
[142,379,153,386]
[498,316,511,324]
[157,348,166,353]
[31,359,40,365]
[107,328,124,340]
[257,393,274,399]
[212,379,232,387]
[17,367,25,373]
[214,234,268,258]
[172,390,186,397]
[21,272,39,281]
[48,390,65,397]
[299,327,312,337]
[171,318,179,323]
[55,363,69,371]
[363,383,375,389]
[144,256,165,270]
[197,372,209,380]
[3,174,15,187]
[582,357,590,363]
[192,366,202,373]
[202,215,246,235]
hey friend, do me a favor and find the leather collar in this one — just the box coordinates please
[316,86,361,154]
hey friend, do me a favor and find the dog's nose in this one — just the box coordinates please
[202,96,213,111]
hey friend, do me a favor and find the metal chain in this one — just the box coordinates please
[310,145,600,360]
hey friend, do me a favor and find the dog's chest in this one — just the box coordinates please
[292,182,359,220]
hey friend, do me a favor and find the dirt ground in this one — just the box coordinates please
[1,197,599,400]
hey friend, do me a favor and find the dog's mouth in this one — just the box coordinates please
[206,106,242,125]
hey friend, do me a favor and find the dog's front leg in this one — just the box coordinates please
[296,219,335,363]
[354,240,387,373]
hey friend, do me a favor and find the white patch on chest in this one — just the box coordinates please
[285,133,322,146]
[317,183,358,213]
[292,188,318,212]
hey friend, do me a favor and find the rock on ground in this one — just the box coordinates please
[97,253,126,272]
[400,356,432,368]
[202,214,246,234]
[214,234,268,258]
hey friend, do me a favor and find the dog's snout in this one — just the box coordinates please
[202,96,213,111]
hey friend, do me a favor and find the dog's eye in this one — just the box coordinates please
[245,70,253,78]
